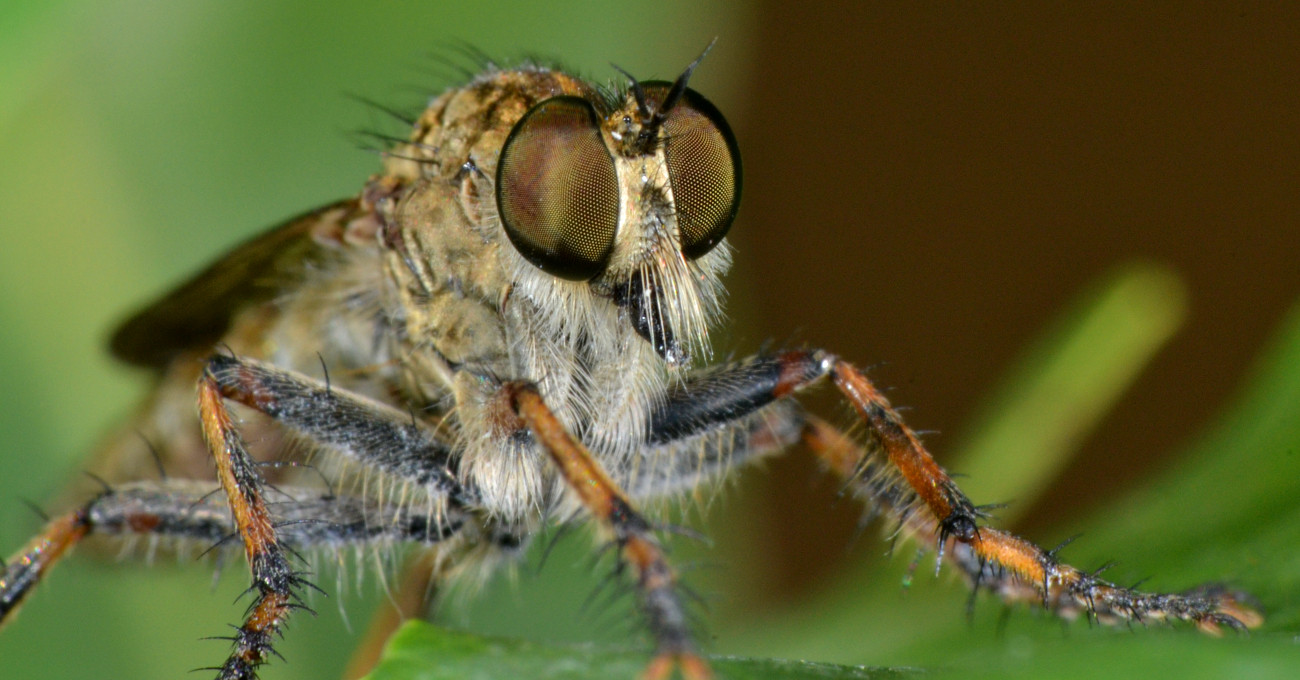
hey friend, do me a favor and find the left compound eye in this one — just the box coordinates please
[643,83,741,259]
[496,96,620,281]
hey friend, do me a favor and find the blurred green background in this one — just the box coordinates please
[1,3,1298,679]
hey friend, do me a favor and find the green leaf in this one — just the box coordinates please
[364,621,916,680]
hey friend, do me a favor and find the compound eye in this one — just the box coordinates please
[496,96,620,281]
[644,83,741,259]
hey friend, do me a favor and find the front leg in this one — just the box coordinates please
[652,350,977,553]
[506,382,708,680]
[801,414,1261,630]
[828,359,980,555]
[198,361,305,680]
[197,354,466,680]
[647,350,1260,631]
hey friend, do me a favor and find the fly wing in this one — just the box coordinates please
[109,197,363,368]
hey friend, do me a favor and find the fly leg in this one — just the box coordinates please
[198,353,466,680]
[643,350,1260,631]
[1,506,91,626]
[505,381,709,680]
[799,414,1261,631]
[342,550,445,680]
[0,480,463,630]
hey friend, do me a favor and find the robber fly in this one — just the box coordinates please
[0,45,1261,680]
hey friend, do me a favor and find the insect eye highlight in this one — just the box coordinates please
[642,82,741,259]
[496,96,620,281]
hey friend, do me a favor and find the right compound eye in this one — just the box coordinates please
[496,97,620,281]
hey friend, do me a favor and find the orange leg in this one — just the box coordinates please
[509,382,710,680]
[0,507,91,626]
[197,353,466,680]
[650,349,1260,630]
[342,550,443,680]
[1,478,462,640]
[198,362,305,680]
[800,412,1261,631]
[829,359,981,559]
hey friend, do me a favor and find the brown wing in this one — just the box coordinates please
[109,197,362,368]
